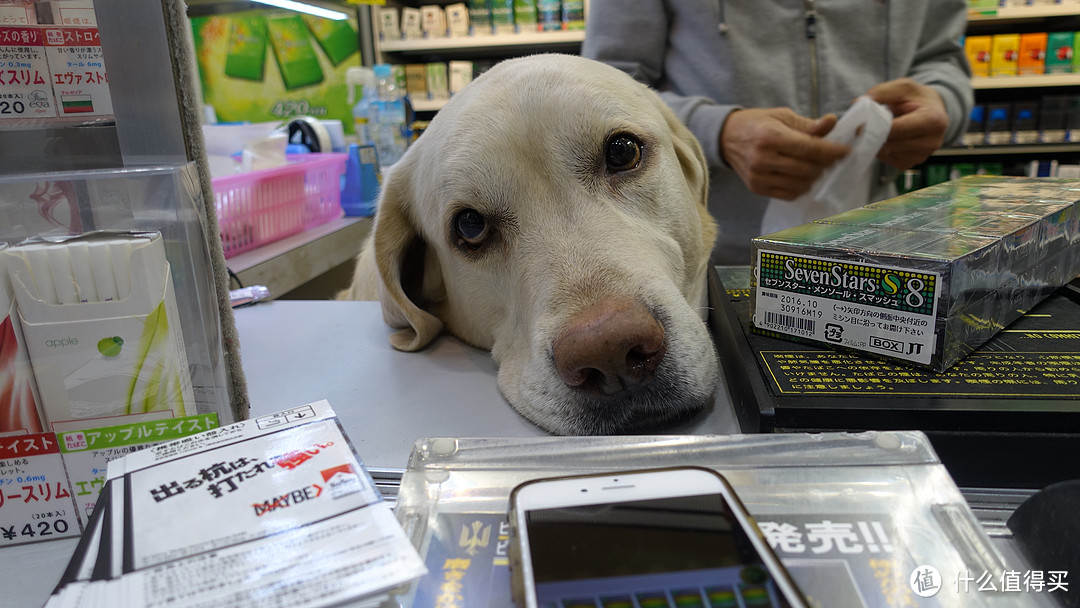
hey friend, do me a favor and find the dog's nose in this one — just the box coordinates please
[552,299,666,397]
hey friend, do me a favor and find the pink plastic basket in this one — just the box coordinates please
[213,153,347,258]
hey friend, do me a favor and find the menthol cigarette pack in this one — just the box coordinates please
[3,232,195,431]
[751,176,1080,372]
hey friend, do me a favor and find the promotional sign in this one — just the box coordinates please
[191,10,361,133]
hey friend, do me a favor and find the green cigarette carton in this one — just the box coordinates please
[469,0,492,35]
[267,15,324,90]
[1046,32,1073,74]
[561,0,584,30]
[537,0,561,31]
[224,15,268,81]
[302,15,359,66]
[514,0,537,31]
[491,0,514,34]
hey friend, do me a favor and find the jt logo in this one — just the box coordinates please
[907,343,922,355]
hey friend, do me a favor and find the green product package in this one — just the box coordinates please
[513,0,537,30]
[1074,32,1080,74]
[491,0,514,32]
[537,0,561,31]
[468,0,492,34]
[1046,31,1074,74]
[224,15,268,81]
[561,0,584,30]
[267,15,324,90]
[302,15,359,66]
[925,164,950,186]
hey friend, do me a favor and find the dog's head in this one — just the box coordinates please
[364,54,719,434]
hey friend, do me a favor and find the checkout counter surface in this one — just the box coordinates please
[1,300,740,606]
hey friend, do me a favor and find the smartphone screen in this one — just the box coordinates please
[523,492,793,608]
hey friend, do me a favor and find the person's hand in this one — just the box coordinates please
[719,107,850,201]
[866,78,949,170]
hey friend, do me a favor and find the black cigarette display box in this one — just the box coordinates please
[709,266,1080,489]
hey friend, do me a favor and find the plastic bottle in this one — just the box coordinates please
[345,66,375,146]
[369,63,408,167]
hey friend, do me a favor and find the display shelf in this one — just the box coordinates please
[378,29,585,54]
[228,216,371,299]
[968,5,1080,22]
[972,73,1080,89]
[935,142,1080,156]
[410,97,447,112]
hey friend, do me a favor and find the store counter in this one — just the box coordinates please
[235,299,742,471]
[0,299,740,607]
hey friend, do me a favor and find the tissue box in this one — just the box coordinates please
[751,176,1080,372]
[0,244,47,434]
[4,233,195,431]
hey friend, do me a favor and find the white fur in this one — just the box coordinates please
[339,54,719,435]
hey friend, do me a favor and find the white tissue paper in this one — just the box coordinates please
[761,96,893,235]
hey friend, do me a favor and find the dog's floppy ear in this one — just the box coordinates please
[372,163,446,352]
[660,103,717,245]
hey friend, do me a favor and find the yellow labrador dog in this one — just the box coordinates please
[339,54,719,435]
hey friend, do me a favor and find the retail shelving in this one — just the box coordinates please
[973,73,1080,89]
[968,5,1080,22]
[378,29,584,56]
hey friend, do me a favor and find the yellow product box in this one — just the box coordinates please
[405,63,428,100]
[965,35,992,78]
[1018,32,1047,75]
[990,33,1020,77]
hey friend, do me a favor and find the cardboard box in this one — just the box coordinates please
[1040,94,1068,143]
[378,7,400,40]
[448,60,473,95]
[468,0,492,35]
[1046,31,1073,73]
[490,0,514,34]
[405,63,428,99]
[964,35,993,78]
[990,33,1020,77]
[4,233,196,432]
[445,3,470,37]
[962,104,986,146]
[751,176,1080,373]
[1018,32,1047,75]
[1012,100,1040,143]
[420,5,446,38]
[426,62,448,100]
[401,7,422,39]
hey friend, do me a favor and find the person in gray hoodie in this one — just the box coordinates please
[583,0,973,264]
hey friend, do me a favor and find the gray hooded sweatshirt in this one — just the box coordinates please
[583,0,973,264]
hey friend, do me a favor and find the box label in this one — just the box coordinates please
[0,26,58,121]
[42,26,113,117]
[754,250,940,365]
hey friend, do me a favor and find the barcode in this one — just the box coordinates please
[765,311,815,334]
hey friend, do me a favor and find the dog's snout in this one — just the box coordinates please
[552,300,666,397]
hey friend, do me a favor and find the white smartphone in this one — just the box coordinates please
[509,466,809,608]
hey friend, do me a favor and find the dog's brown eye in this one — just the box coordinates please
[454,208,489,249]
[605,134,641,172]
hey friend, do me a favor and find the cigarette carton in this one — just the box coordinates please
[537,0,561,31]
[490,0,514,34]
[962,104,985,146]
[1040,94,1068,143]
[1018,32,1047,75]
[990,33,1020,77]
[1046,31,1073,74]
[445,3,470,37]
[561,0,584,30]
[401,7,423,39]
[468,0,492,35]
[964,35,992,78]
[751,176,1080,372]
[1012,101,1040,144]
[4,233,195,432]
[448,60,474,95]
[426,62,448,100]
[0,244,46,434]
[513,0,537,32]
[378,7,400,41]
[420,5,446,38]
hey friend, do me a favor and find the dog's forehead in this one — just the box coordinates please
[433,55,666,141]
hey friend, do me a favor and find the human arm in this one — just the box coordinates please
[870,0,973,169]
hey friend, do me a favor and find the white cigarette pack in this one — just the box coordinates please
[4,233,195,431]
[0,244,47,434]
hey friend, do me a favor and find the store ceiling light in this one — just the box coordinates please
[250,0,349,20]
